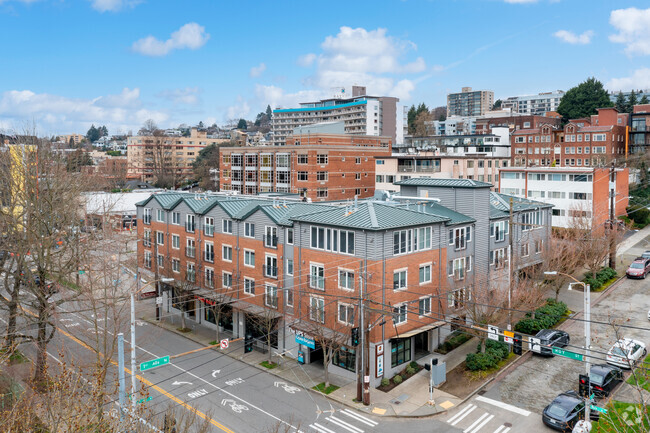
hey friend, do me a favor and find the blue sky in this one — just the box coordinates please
[1,0,649,136]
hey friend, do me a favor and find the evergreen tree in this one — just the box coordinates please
[237,119,248,130]
[266,104,272,120]
[86,124,101,143]
[614,91,626,112]
[557,77,612,120]
[407,105,417,134]
[627,90,638,113]
[198,121,204,128]
[640,94,649,105]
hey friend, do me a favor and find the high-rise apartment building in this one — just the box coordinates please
[501,91,565,116]
[447,87,494,117]
[271,86,403,146]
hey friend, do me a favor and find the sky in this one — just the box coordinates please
[1,0,650,136]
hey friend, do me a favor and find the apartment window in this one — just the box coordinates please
[467,161,474,168]
[393,227,432,255]
[143,208,151,225]
[245,222,255,238]
[205,268,214,288]
[448,257,469,280]
[317,171,328,181]
[419,297,432,316]
[393,269,407,291]
[386,175,395,183]
[391,338,411,367]
[186,238,195,258]
[521,243,529,257]
[143,229,151,247]
[186,263,196,282]
[310,263,325,289]
[244,278,255,295]
[449,226,471,250]
[449,288,470,309]
[419,264,431,284]
[376,160,385,165]
[490,221,508,242]
[156,209,165,222]
[317,188,328,198]
[316,154,328,164]
[265,285,278,308]
[355,188,361,195]
[172,234,180,249]
[222,271,232,288]
[338,269,354,290]
[286,228,294,245]
[490,248,507,268]
[264,226,278,248]
[593,134,606,142]
[265,255,278,278]
[376,175,384,183]
[286,259,293,276]
[222,219,233,234]
[535,239,543,254]
[156,231,164,246]
[393,304,407,325]
[310,226,355,255]
[244,249,255,267]
[222,154,230,164]
[222,244,232,262]
[144,251,152,269]
[172,258,180,273]
[297,154,308,164]
[186,215,195,233]
[338,303,355,325]
[354,173,361,181]
[204,217,214,236]
[297,172,308,181]
[285,288,294,307]
[310,296,325,323]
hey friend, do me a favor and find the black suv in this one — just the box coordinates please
[534,329,570,356]
[543,391,599,432]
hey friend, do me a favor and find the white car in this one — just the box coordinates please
[606,338,647,369]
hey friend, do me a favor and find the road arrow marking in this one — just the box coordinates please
[274,381,300,393]
[172,381,192,386]
[274,381,286,387]
[211,369,221,377]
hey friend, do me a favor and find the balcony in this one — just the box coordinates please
[397,165,440,173]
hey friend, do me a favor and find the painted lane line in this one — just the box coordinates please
[311,423,336,433]
[468,414,494,433]
[476,395,531,416]
[448,404,476,425]
[463,413,490,433]
[327,415,364,433]
[501,428,510,433]
[340,409,378,427]
[492,426,505,433]
[447,403,474,424]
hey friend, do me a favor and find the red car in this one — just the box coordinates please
[626,257,650,279]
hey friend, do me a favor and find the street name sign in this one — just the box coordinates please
[590,405,608,414]
[552,347,583,361]
[140,356,170,371]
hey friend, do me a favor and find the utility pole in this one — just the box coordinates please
[508,197,514,330]
[131,274,138,412]
[357,261,364,402]
[609,161,616,270]
[362,258,370,406]
[584,283,591,423]
[117,333,126,423]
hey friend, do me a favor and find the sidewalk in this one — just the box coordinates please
[141,312,470,417]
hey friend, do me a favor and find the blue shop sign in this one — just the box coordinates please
[295,333,316,349]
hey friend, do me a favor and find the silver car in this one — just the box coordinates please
[606,338,647,369]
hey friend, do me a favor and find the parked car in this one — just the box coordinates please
[606,338,647,369]
[589,364,624,398]
[534,329,570,356]
[642,251,650,260]
[626,257,650,279]
[542,391,599,432]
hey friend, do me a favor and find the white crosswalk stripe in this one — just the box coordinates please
[466,414,494,433]
[310,423,337,433]
[447,404,477,426]
[463,413,490,433]
[492,426,506,433]
[327,415,364,433]
[340,409,378,427]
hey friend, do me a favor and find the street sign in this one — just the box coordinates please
[503,330,514,345]
[140,356,170,371]
[589,393,595,401]
[552,347,583,361]
[529,337,541,353]
[137,396,152,404]
[487,325,499,341]
[590,405,608,414]
[155,296,163,305]
[220,339,229,349]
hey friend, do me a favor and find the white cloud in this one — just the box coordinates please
[607,68,650,91]
[610,8,650,56]
[90,0,140,12]
[249,63,266,78]
[297,53,316,67]
[132,23,210,57]
[553,29,593,45]
[157,87,201,105]
[0,88,169,135]
[255,85,325,110]
[226,97,251,120]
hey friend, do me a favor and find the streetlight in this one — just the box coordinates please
[544,271,591,428]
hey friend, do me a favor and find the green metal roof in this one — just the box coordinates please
[490,192,554,213]
[416,202,475,225]
[289,201,449,231]
[394,177,493,188]
[254,202,337,226]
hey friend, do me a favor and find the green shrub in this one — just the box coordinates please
[409,361,419,369]
[406,366,415,375]
[466,352,499,371]
[484,340,509,360]
[514,299,568,334]
[436,331,473,353]
[584,267,617,291]
[380,378,390,387]
[393,375,403,384]
[627,204,650,227]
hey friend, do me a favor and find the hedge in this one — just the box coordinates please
[465,340,509,371]
[514,299,568,335]
[583,267,617,291]
[436,331,473,354]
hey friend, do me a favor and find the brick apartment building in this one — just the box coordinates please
[135,182,550,386]
[219,133,392,202]
[474,113,562,135]
[630,104,650,151]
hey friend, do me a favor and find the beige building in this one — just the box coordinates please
[60,133,85,145]
[375,153,509,193]
[447,87,495,117]
[127,128,227,183]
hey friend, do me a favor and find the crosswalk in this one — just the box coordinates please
[309,409,378,433]
[446,403,512,433]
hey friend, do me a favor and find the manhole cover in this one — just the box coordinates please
[505,423,512,427]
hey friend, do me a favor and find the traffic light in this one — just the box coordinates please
[351,327,360,346]
[513,334,523,355]
[579,374,590,398]
[244,333,253,353]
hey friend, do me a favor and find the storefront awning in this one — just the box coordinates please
[392,322,445,340]
[229,300,282,319]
